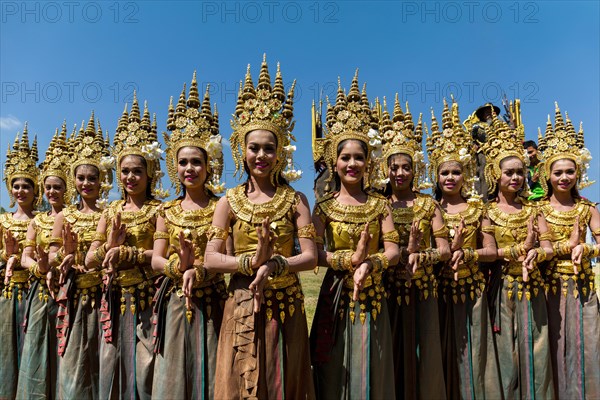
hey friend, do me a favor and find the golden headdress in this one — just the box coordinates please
[37,121,70,205]
[230,54,301,184]
[113,93,167,199]
[69,112,113,207]
[318,70,384,192]
[427,98,479,201]
[480,106,528,195]
[165,71,225,195]
[3,122,39,207]
[538,102,594,193]
[380,94,428,191]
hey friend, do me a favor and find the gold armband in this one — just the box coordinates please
[433,226,450,239]
[49,236,63,246]
[538,231,553,241]
[382,230,400,243]
[331,250,353,271]
[91,232,107,243]
[297,223,317,239]
[237,253,254,276]
[481,226,495,234]
[153,231,170,241]
[207,225,229,241]
[23,239,36,249]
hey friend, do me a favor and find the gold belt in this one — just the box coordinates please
[266,273,298,290]
[549,259,586,275]
[10,269,29,283]
[76,271,103,289]
[505,261,525,276]
[343,273,381,290]
[441,263,475,279]
[114,268,146,287]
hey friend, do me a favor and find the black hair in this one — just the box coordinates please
[523,140,537,149]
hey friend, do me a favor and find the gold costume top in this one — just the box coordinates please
[0,213,31,299]
[61,205,103,290]
[486,200,544,300]
[387,193,439,303]
[26,213,58,301]
[440,202,486,303]
[539,199,596,297]
[314,191,389,324]
[104,199,161,287]
[159,198,225,290]
[227,183,304,323]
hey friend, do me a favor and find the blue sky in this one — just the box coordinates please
[1,1,599,209]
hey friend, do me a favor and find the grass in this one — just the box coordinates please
[299,269,325,329]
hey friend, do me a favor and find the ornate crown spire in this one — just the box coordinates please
[69,112,113,206]
[380,94,427,191]
[230,54,300,184]
[318,70,383,192]
[164,71,225,195]
[539,102,594,193]
[427,98,479,201]
[112,92,166,198]
[480,105,528,195]
[38,120,71,205]
[3,122,40,207]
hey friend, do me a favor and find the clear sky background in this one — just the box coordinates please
[1,0,599,209]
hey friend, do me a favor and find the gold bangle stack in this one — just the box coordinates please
[164,253,183,280]
[368,253,389,273]
[237,253,254,276]
[194,263,206,283]
[463,248,479,264]
[502,244,526,261]
[331,250,353,271]
[30,261,45,279]
[553,242,572,257]
[93,244,106,264]
[418,249,441,266]
[535,247,547,264]
[270,255,289,277]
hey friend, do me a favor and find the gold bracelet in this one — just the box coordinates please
[332,250,353,271]
[194,264,206,283]
[31,261,45,279]
[368,253,389,273]
[23,239,36,249]
[137,249,145,264]
[481,226,495,234]
[592,227,600,236]
[538,231,553,241]
[297,223,317,239]
[592,245,600,258]
[237,253,254,276]
[49,236,64,246]
[270,255,289,277]
[91,232,107,243]
[535,247,547,263]
[207,225,229,241]
[165,253,183,280]
[381,230,400,243]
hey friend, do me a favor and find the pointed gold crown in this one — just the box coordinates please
[380,94,428,191]
[4,122,39,206]
[38,121,70,205]
[69,112,113,206]
[165,71,224,195]
[321,70,383,191]
[481,105,527,195]
[538,102,594,192]
[230,54,300,183]
[427,98,479,200]
[113,92,167,198]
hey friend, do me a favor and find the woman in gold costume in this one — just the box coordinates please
[151,75,228,399]
[429,100,501,399]
[17,123,70,398]
[0,124,38,399]
[482,109,554,399]
[49,114,110,399]
[377,95,449,399]
[310,74,399,399]
[532,104,600,399]
[204,56,316,399]
[86,95,164,399]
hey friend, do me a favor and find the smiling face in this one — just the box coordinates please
[245,129,278,179]
[335,139,367,187]
[550,158,577,194]
[438,161,464,196]
[498,156,525,194]
[177,146,208,192]
[388,153,413,193]
[11,178,35,208]
[75,164,100,200]
[120,155,148,198]
[44,176,66,208]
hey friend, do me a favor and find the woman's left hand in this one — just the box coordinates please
[249,262,275,313]
[352,261,371,301]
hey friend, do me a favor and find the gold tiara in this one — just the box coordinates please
[3,122,39,207]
